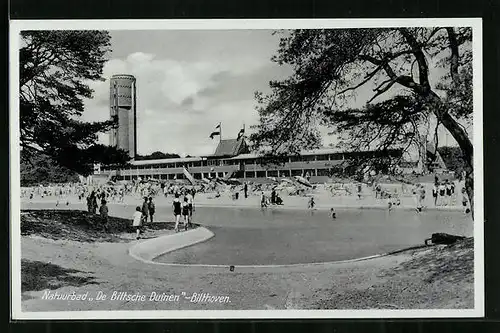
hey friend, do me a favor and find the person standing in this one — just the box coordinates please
[186,190,194,223]
[244,183,248,199]
[438,181,446,206]
[132,206,143,240]
[182,197,190,231]
[148,197,155,223]
[271,188,276,205]
[445,180,453,206]
[99,199,109,232]
[432,182,438,206]
[173,193,182,232]
[260,191,267,208]
[141,197,149,224]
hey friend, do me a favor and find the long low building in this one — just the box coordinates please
[95,138,408,184]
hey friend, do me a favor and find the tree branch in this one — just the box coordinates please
[446,27,460,84]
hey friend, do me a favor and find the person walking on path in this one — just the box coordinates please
[173,193,182,232]
[244,183,248,199]
[132,206,143,240]
[148,197,155,223]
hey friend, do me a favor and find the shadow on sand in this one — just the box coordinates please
[21,259,99,293]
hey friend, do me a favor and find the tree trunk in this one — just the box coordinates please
[428,93,474,219]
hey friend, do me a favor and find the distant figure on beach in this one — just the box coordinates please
[438,181,446,206]
[173,193,182,232]
[432,182,438,206]
[308,196,315,209]
[132,206,143,240]
[260,191,267,208]
[375,183,381,199]
[330,208,336,219]
[275,194,283,205]
[271,188,276,205]
[99,199,109,232]
[357,183,362,199]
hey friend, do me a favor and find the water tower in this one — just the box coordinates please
[109,74,137,159]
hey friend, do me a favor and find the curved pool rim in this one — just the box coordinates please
[129,226,431,269]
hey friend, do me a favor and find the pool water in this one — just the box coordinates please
[154,207,473,265]
[22,202,473,265]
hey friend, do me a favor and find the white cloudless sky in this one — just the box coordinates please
[82,29,465,157]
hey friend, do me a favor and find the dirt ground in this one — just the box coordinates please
[19,210,474,311]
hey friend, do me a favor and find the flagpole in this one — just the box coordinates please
[219,122,222,143]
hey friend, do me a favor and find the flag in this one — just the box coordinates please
[209,123,221,139]
[237,127,245,140]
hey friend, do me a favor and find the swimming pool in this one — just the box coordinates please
[155,206,473,265]
[21,202,473,265]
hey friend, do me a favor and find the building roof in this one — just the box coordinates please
[130,156,202,166]
[213,138,248,157]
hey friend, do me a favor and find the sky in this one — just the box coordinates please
[82,29,467,157]
[82,30,295,156]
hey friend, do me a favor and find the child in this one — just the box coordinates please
[148,197,155,223]
[99,199,109,232]
[182,197,190,231]
[330,208,336,219]
[132,206,143,240]
[260,191,267,208]
[308,196,315,209]
[173,193,182,232]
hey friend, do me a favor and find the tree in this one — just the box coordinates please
[20,30,130,176]
[21,150,79,186]
[135,151,181,160]
[251,28,474,216]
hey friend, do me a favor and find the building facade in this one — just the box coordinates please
[97,138,403,184]
[109,74,137,159]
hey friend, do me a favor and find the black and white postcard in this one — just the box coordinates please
[10,19,484,319]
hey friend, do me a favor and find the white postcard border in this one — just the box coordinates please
[10,18,484,320]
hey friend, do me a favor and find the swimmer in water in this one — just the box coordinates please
[330,208,336,219]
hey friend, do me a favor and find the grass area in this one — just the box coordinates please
[21,209,188,243]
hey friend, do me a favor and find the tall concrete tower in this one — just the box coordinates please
[109,74,137,159]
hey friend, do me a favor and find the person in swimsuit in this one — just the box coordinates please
[438,182,446,206]
[432,182,438,206]
[445,180,453,206]
[182,197,190,231]
[173,193,182,232]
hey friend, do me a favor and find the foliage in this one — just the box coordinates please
[251,28,473,167]
[135,151,181,160]
[21,150,79,186]
[19,30,131,176]
[438,146,466,177]
[251,28,475,216]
